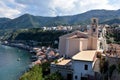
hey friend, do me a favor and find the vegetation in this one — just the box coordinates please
[100,57,109,74]
[106,25,120,44]
[44,72,63,80]
[20,62,63,80]
[19,65,42,80]
[109,64,116,78]
[101,18,120,25]
[106,32,114,44]
[42,62,50,76]
[117,63,120,73]
[99,57,110,80]
[0,18,11,23]
[1,28,70,48]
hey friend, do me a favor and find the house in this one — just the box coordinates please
[51,59,73,80]
[51,18,105,80]
[72,50,97,80]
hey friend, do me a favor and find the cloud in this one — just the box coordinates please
[51,0,116,15]
[0,1,19,18]
[0,0,120,18]
[15,0,53,16]
[15,0,120,16]
[0,0,26,18]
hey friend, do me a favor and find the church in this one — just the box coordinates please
[50,18,106,80]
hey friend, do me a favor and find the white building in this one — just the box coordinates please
[72,50,97,80]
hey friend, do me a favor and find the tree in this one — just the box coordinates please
[117,63,120,73]
[109,64,116,78]
[42,62,50,76]
[100,58,109,74]
[44,72,63,80]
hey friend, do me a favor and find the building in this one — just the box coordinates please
[51,59,73,80]
[72,50,97,80]
[59,18,99,58]
[51,18,105,80]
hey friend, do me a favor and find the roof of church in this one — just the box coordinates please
[59,30,89,39]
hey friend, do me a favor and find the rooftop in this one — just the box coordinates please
[56,59,71,65]
[59,30,88,38]
[72,50,96,61]
[108,44,120,50]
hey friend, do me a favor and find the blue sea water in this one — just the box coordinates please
[0,45,31,80]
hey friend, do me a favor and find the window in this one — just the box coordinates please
[75,75,77,79]
[84,64,88,70]
[93,28,96,32]
[81,77,87,80]
[93,19,96,23]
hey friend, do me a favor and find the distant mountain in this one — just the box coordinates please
[0,9,120,29]
[0,18,11,23]
[101,18,120,25]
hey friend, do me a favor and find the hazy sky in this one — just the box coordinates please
[0,0,120,18]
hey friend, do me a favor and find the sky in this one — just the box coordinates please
[0,0,120,19]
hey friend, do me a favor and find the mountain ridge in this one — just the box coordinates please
[0,9,120,29]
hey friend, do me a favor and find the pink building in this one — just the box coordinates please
[59,18,99,58]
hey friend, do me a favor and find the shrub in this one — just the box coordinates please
[109,64,116,78]
[19,65,42,80]
[44,72,63,80]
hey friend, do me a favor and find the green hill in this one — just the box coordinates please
[101,18,120,25]
[0,9,120,29]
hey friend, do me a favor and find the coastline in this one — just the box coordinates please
[1,42,32,51]
[1,41,59,80]
[1,42,34,80]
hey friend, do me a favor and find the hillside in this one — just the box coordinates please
[101,18,120,25]
[1,28,70,47]
[0,9,120,29]
[0,18,11,23]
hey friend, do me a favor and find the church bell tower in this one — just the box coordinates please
[90,18,99,50]
[91,18,98,38]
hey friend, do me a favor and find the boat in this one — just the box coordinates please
[17,58,21,61]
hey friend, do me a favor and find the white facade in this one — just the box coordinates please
[72,50,96,80]
[72,61,94,80]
